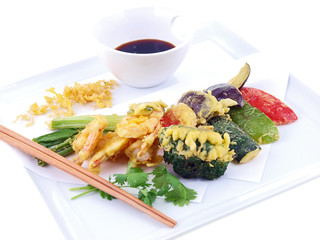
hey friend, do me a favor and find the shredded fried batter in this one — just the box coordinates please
[63,80,118,108]
[15,79,118,126]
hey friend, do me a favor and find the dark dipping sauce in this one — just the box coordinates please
[115,39,175,54]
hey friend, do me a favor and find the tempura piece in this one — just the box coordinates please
[71,100,168,173]
[72,115,108,165]
[88,132,132,170]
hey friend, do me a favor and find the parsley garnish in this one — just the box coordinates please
[70,162,197,207]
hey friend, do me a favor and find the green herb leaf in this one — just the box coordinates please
[125,162,149,188]
[138,188,157,206]
[70,163,197,207]
[126,162,143,174]
[152,164,197,206]
[127,172,149,188]
[99,191,116,200]
[114,174,127,185]
[165,185,197,206]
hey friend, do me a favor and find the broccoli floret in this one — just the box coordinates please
[163,151,230,180]
[158,125,234,180]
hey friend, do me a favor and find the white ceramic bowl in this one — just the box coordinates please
[93,7,193,88]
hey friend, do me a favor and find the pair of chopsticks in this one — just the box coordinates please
[0,124,176,228]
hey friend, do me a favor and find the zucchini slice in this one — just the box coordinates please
[208,116,261,163]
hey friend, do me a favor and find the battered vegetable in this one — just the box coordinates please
[33,128,79,148]
[51,115,124,131]
[206,83,244,107]
[178,90,237,120]
[158,125,234,179]
[33,128,79,166]
[240,87,298,125]
[228,101,280,144]
[208,116,261,163]
[227,63,251,89]
[160,103,197,127]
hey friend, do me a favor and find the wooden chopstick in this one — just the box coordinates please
[0,124,176,228]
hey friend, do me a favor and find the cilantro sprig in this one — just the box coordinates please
[70,162,197,207]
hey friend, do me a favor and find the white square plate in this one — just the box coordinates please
[1,21,319,240]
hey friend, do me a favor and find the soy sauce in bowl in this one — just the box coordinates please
[115,39,175,54]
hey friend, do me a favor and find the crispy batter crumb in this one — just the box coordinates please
[15,79,118,126]
[63,80,118,108]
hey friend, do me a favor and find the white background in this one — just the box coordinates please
[1,0,320,239]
